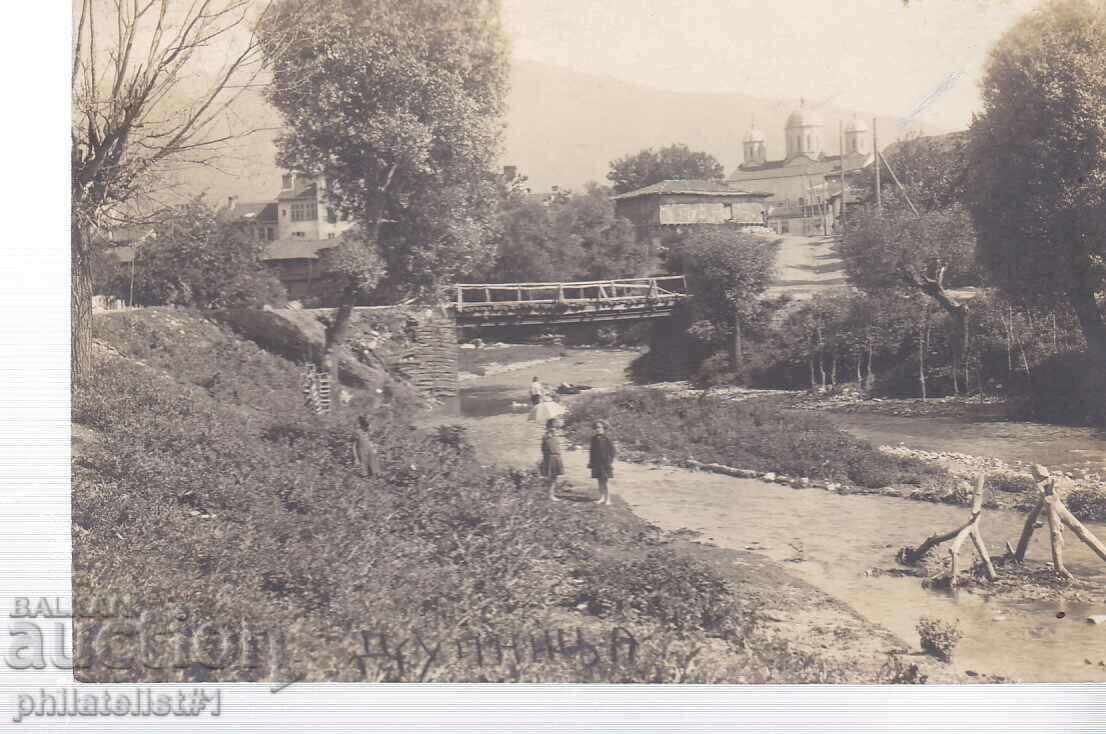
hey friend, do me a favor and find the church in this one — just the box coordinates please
[728,102,873,236]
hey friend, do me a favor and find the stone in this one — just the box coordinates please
[1087,615,1106,625]
[761,472,777,482]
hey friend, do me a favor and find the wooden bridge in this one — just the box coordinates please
[450,275,688,328]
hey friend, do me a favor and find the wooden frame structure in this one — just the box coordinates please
[1013,465,1106,580]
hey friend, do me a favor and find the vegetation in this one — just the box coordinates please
[485,183,649,283]
[71,0,270,383]
[607,144,726,195]
[965,0,1106,423]
[74,311,875,683]
[258,0,510,388]
[916,617,963,662]
[665,228,780,375]
[121,202,287,309]
[966,0,1106,366]
[563,390,951,490]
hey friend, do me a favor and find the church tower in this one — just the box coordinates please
[785,99,823,160]
[742,124,767,166]
[844,116,869,155]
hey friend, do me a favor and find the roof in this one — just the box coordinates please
[612,179,772,200]
[105,238,337,264]
[786,106,823,129]
[730,152,872,181]
[276,183,317,201]
[262,238,336,261]
[225,202,278,223]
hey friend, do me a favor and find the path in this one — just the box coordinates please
[442,347,1106,683]
[764,235,848,301]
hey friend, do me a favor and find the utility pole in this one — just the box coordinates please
[839,121,847,234]
[873,116,882,212]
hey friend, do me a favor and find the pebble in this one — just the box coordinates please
[1088,615,1106,625]
[761,472,777,482]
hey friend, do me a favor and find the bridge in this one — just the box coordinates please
[449,275,689,328]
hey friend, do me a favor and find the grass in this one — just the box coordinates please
[73,310,889,683]
[563,389,953,490]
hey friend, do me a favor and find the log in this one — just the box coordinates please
[1045,498,1073,581]
[1014,497,1044,563]
[948,522,975,586]
[1054,501,1106,563]
[970,528,997,581]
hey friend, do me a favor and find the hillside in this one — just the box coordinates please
[72,309,933,683]
[169,59,943,204]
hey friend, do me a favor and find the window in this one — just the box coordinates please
[291,201,318,222]
[327,233,336,239]
[326,207,338,224]
[281,174,293,190]
[292,231,306,238]
[723,203,733,221]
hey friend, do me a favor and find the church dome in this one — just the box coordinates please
[742,125,766,143]
[845,117,869,133]
[786,106,823,129]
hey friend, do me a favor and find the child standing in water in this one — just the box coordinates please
[588,420,616,506]
[540,417,564,502]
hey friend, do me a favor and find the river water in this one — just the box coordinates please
[438,346,1106,682]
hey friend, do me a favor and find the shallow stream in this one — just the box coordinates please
[438,346,1106,682]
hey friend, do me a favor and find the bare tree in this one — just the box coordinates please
[71,0,274,383]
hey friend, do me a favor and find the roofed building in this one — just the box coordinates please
[611,179,772,243]
[729,103,873,236]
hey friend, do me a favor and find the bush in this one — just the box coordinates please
[1008,352,1106,426]
[916,616,962,662]
[563,389,951,489]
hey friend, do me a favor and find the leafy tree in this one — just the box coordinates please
[130,202,287,309]
[667,228,780,370]
[853,132,969,213]
[607,144,725,195]
[550,184,648,280]
[71,0,271,383]
[965,0,1106,366]
[258,0,509,388]
[839,205,980,393]
[483,182,648,283]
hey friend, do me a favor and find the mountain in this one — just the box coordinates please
[172,58,945,205]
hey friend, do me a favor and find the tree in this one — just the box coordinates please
[258,0,509,388]
[667,227,780,370]
[854,131,969,213]
[607,144,725,195]
[965,0,1106,366]
[130,201,287,309]
[71,0,271,384]
[483,182,648,283]
[839,205,981,393]
[549,184,648,280]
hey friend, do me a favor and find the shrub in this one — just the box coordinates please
[564,389,951,489]
[1008,352,1106,426]
[916,616,962,662]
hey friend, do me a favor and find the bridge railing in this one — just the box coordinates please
[451,276,687,312]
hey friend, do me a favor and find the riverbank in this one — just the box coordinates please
[446,347,1106,682]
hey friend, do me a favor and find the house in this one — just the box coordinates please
[611,179,772,243]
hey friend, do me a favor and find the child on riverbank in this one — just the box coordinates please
[588,420,616,506]
[541,417,564,502]
[353,415,381,478]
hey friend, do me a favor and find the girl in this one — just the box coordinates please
[588,420,616,506]
[540,417,564,502]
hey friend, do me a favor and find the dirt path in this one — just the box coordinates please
[438,347,1106,683]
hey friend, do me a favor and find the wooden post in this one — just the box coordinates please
[456,285,463,313]
[901,474,996,584]
[1045,496,1072,581]
[873,117,881,213]
[484,287,491,304]
[1014,497,1044,562]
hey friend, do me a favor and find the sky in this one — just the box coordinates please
[501,0,1045,132]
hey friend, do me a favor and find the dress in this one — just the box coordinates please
[540,432,564,478]
[588,434,616,480]
[354,432,381,477]
[530,381,544,406]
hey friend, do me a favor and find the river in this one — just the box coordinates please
[433,346,1106,683]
